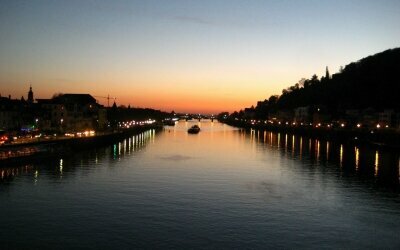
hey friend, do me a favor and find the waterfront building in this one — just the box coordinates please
[0,96,23,130]
[294,106,310,123]
[378,110,395,127]
[312,106,331,125]
[243,107,256,120]
[344,109,360,125]
[361,108,379,128]
[0,86,39,132]
[37,94,106,132]
[276,110,293,123]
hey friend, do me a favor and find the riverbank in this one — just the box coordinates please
[0,124,161,165]
[222,119,400,150]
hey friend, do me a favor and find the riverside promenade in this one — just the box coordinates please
[0,124,161,165]
[222,119,400,150]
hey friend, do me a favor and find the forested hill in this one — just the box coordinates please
[272,47,400,113]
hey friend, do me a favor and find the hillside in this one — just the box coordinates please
[240,48,400,119]
[282,48,400,110]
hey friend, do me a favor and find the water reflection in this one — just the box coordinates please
[1,122,400,248]
[375,151,379,177]
[2,127,400,191]
[0,130,156,183]
[326,141,330,161]
[240,129,400,191]
[1,165,35,182]
[355,147,360,171]
[111,129,155,160]
[340,144,343,168]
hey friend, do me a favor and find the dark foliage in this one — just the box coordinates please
[239,48,400,119]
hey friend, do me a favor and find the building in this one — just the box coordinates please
[276,110,293,123]
[361,108,378,128]
[243,107,256,120]
[37,94,106,132]
[378,110,395,127]
[0,96,23,130]
[294,106,310,123]
[27,85,34,104]
[0,86,39,132]
[344,109,360,125]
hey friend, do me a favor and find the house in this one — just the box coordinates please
[0,96,23,130]
[294,106,310,123]
[37,94,106,132]
[276,110,293,123]
[243,107,256,120]
[378,110,395,127]
[361,108,378,128]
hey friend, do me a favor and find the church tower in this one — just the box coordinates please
[27,84,34,103]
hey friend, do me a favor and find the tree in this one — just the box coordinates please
[311,74,319,83]
[268,95,279,105]
[325,66,330,79]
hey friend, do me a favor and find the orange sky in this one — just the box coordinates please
[1,1,399,114]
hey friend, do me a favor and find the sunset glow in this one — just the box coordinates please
[1,0,400,113]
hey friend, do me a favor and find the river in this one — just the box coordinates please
[1,121,400,249]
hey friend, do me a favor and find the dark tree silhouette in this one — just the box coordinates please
[230,48,400,121]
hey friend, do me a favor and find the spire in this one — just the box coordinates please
[325,66,330,80]
[28,84,34,103]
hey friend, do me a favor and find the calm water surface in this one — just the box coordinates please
[1,121,400,249]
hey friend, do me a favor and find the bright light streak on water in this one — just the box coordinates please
[340,144,344,168]
[326,141,330,161]
[375,150,380,177]
[355,147,360,171]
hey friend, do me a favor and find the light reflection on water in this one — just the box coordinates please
[254,128,400,187]
[1,122,400,249]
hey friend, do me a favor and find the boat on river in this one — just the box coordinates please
[188,125,200,134]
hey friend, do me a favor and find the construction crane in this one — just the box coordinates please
[93,94,116,107]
